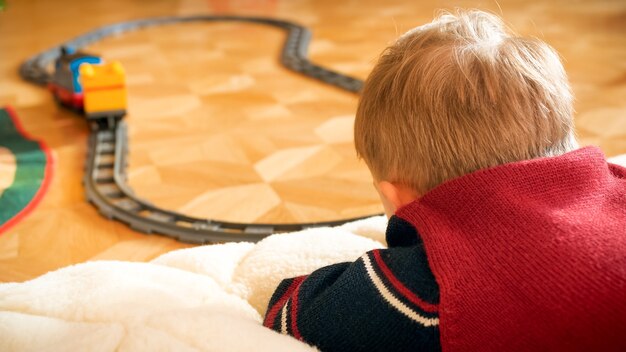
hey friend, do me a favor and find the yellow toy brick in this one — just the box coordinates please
[79,61,127,118]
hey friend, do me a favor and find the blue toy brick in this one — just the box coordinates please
[69,56,101,93]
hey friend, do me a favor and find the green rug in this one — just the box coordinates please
[0,107,53,234]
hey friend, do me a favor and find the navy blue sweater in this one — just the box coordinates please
[265,147,626,351]
[264,216,441,351]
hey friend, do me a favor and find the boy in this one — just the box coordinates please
[264,10,626,351]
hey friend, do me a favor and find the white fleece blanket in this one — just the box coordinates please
[0,216,388,352]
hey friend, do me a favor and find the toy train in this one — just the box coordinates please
[49,47,127,129]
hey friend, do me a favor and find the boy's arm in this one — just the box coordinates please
[263,246,441,352]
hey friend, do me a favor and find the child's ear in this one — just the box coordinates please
[377,181,420,209]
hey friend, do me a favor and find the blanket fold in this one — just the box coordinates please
[0,216,387,352]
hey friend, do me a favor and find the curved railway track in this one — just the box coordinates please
[20,16,375,244]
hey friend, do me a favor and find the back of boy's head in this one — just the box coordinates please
[355,10,577,194]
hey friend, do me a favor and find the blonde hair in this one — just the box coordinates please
[355,10,577,194]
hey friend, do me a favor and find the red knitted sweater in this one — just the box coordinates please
[396,146,626,351]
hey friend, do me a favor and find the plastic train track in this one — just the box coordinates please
[20,16,375,243]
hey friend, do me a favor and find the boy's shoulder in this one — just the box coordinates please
[394,146,626,352]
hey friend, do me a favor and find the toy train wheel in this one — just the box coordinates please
[89,113,125,130]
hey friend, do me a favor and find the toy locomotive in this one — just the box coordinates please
[49,47,127,129]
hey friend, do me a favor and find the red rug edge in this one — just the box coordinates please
[0,105,55,235]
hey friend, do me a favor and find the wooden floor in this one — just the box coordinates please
[0,0,625,282]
